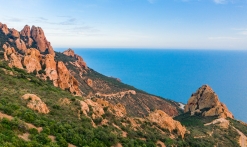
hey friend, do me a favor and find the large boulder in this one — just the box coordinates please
[184,85,234,119]
[22,94,50,114]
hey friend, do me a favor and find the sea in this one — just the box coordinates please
[56,48,247,122]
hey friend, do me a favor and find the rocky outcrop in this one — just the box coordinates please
[3,44,23,69]
[22,94,50,114]
[30,26,54,55]
[23,48,42,73]
[84,99,105,119]
[0,22,9,35]
[184,85,234,119]
[20,25,33,47]
[63,48,75,57]
[44,54,58,85]
[57,61,81,96]
[79,100,90,115]
[15,38,27,52]
[63,48,87,69]
[147,110,186,138]
[75,55,87,69]
[20,25,31,37]
[86,78,93,87]
[10,28,19,38]
[79,98,127,118]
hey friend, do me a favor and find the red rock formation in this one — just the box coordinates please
[63,48,87,69]
[75,55,87,69]
[23,48,42,73]
[0,22,9,35]
[15,38,27,52]
[10,28,19,38]
[184,85,234,119]
[3,44,23,69]
[63,48,75,57]
[57,61,81,96]
[31,26,55,55]
[20,25,31,37]
[44,54,58,86]
[20,25,33,47]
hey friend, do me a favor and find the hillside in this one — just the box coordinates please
[0,22,247,147]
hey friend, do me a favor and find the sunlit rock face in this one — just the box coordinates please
[184,85,234,119]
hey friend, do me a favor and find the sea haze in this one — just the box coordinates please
[56,48,247,122]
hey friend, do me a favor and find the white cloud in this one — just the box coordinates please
[213,0,227,4]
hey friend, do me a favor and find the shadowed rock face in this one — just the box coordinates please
[184,85,234,119]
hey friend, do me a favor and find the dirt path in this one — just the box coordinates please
[233,127,247,147]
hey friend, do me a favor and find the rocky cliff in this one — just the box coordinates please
[0,22,82,96]
[184,85,234,119]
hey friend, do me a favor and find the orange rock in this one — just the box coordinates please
[15,38,27,52]
[10,28,19,38]
[23,48,42,73]
[86,78,93,87]
[44,54,58,85]
[57,61,81,96]
[2,44,23,69]
[0,22,9,35]
[63,48,75,57]
[63,48,87,69]
[9,53,23,69]
[147,110,186,138]
[21,25,31,37]
[20,25,33,47]
[31,26,55,55]
[22,94,50,114]
[184,85,234,119]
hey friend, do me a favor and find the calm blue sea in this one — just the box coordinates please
[56,48,247,122]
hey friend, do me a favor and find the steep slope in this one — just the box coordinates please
[0,22,181,118]
[59,49,180,117]
[0,63,186,146]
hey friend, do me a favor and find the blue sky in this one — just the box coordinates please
[0,0,247,49]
